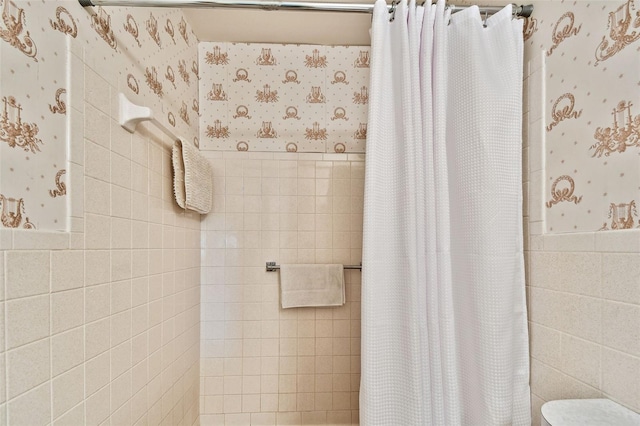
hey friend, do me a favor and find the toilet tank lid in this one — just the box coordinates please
[541,399,640,426]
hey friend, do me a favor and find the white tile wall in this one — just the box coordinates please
[199,151,363,425]
[0,5,201,426]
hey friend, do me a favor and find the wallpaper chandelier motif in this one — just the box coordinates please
[0,0,198,231]
[540,0,640,233]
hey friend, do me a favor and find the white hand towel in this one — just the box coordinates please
[280,264,345,309]
[172,138,213,214]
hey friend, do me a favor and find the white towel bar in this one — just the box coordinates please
[118,93,179,142]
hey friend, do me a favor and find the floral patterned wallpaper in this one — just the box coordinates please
[525,0,640,233]
[198,42,371,153]
[0,0,198,232]
[0,0,70,231]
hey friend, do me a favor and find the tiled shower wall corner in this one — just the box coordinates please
[0,2,201,425]
[199,152,364,425]
[523,2,640,425]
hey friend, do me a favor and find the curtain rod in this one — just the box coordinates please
[78,0,534,18]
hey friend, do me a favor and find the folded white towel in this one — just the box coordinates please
[280,264,345,309]
[172,138,213,214]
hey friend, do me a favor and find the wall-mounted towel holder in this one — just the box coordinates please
[119,93,179,142]
[266,261,362,272]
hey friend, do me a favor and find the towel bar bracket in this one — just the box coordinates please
[266,261,362,272]
[118,93,180,142]
[266,261,278,272]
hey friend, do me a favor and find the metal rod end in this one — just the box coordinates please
[518,4,533,18]
[79,0,95,6]
[266,261,277,272]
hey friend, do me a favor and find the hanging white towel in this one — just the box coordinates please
[280,264,345,309]
[172,138,213,214]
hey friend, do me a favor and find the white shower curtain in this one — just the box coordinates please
[360,1,530,424]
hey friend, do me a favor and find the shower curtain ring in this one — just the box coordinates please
[389,0,398,22]
[511,3,519,19]
[482,10,488,27]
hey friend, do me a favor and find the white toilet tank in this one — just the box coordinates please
[541,399,640,426]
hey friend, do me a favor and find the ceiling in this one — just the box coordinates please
[182,0,375,45]
[181,0,510,45]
